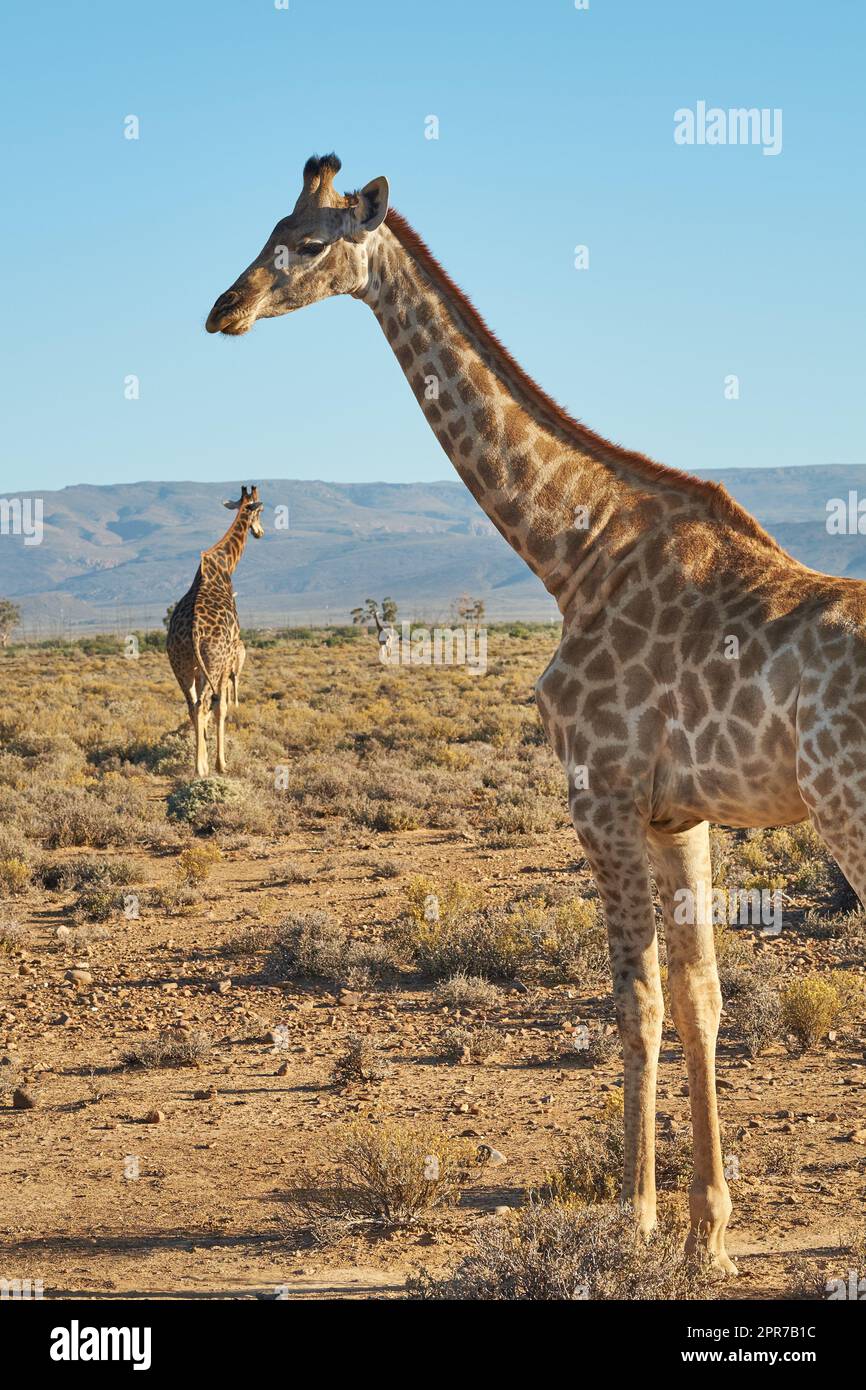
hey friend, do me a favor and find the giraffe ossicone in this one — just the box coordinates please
[205,153,866,1277]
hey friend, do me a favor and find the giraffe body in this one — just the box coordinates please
[205,154,865,1274]
[167,487,263,776]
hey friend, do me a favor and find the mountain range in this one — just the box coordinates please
[1,466,865,634]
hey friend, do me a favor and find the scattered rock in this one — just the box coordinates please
[65,968,93,988]
[477,1145,507,1167]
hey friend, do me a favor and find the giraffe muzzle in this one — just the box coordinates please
[206,289,254,335]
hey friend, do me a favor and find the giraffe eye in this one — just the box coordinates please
[298,242,325,257]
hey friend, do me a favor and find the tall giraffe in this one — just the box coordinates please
[206,154,866,1274]
[167,486,263,777]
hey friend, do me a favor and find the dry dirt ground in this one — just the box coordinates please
[0,628,864,1300]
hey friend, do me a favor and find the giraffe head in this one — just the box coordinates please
[224,484,265,539]
[206,154,389,335]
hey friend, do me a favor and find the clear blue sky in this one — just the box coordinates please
[2,0,863,493]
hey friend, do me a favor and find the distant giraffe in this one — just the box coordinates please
[372,609,396,662]
[167,487,263,776]
[205,153,866,1274]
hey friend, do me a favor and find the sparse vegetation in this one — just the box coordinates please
[781,973,858,1051]
[434,973,500,1010]
[286,1120,480,1238]
[121,1029,212,1069]
[332,1032,391,1085]
[439,1023,501,1064]
[1,627,863,1300]
[727,979,784,1056]
[409,1203,709,1301]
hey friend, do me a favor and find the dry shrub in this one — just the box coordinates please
[409,1203,709,1301]
[555,1027,618,1069]
[538,1095,624,1205]
[403,876,481,929]
[331,1033,391,1086]
[0,918,26,953]
[439,1024,502,1064]
[539,1093,690,1205]
[394,902,534,981]
[165,777,239,829]
[0,858,30,895]
[146,883,199,916]
[754,1135,801,1178]
[175,844,222,886]
[263,911,396,987]
[287,1120,480,1239]
[726,980,783,1056]
[36,854,137,891]
[0,1053,25,1098]
[72,885,125,923]
[781,973,857,1051]
[543,899,608,987]
[434,973,500,1010]
[121,1029,212,1069]
[38,786,157,850]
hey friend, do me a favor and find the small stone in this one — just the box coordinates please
[65,968,93,988]
[478,1145,507,1167]
[338,990,361,1008]
[12,1088,37,1110]
[213,979,232,994]
[143,1109,165,1124]
[193,1088,216,1101]
[275,1061,289,1076]
[493,1205,511,1217]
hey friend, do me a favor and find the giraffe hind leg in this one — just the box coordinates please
[648,822,736,1277]
[215,690,228,774]
[571,807,663,1239]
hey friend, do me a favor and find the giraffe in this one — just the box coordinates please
[167,486,263,777]
[206,153,866,1274]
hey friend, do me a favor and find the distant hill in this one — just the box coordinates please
[1,466,865,634]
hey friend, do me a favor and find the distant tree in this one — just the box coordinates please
[162,603,176,631]
[454,593,485,624]
[351,596,398,628]
[0,598,21,648]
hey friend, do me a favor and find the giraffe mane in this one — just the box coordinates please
[384,208,785,556]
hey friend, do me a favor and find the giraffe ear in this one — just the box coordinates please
[352,177,389,233]
[223,497,242,511]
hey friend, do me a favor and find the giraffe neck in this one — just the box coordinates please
[357,213,753,616]
[203,511,252,577]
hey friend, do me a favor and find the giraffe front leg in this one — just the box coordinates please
[576,817,663,1239]
[648,822,737,1277]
